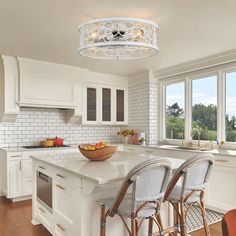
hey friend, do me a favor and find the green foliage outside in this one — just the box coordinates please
[166,103,236,141]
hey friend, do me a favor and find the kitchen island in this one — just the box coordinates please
[30,150,184,236]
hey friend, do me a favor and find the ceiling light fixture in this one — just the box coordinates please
[77,17,159,60]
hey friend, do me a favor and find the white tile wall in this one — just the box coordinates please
[0,107,122,148]
[128,74,158,145]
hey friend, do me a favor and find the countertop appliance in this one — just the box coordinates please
[37,171,52,212]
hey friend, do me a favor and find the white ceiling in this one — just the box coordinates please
[0,0,236,76]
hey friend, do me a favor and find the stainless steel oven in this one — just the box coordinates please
[37,171,52,212]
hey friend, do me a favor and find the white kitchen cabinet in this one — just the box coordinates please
[18,58,82,110]
[9,160,23,198]
[207,164,236,213]
[37,201,54,234]
[0,55,20,122]
[82,84,128,125]
[0,148,79,201]
[53,180,78,235]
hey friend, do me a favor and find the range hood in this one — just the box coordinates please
[0,56,82,123]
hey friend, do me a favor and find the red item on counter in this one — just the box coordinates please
[53,137,64,146]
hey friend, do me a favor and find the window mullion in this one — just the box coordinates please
[218,70,226,142]
[185,77,192,142]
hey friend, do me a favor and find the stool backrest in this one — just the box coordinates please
[164,153,215,201]
[222,209,236,236]
[109,158,171,217]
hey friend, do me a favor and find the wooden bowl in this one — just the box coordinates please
[78,145,118,161]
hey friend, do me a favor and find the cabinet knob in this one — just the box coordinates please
[56,224,66,232]
[56,174,66,179]
[56,184,66,190]
[10,155,22,158]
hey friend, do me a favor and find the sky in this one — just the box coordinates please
[166,72,236,117]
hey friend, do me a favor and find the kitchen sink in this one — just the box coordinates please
[175,146,209,151]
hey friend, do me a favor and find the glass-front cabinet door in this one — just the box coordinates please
[82,85,127,125]
[115,88,127,125]
[101,88,112,124]
[83,87,98,124]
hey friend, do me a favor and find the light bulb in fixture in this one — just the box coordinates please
[90,31,98,40]
[135,29,144,38]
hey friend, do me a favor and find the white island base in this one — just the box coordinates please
[31,151,184,236]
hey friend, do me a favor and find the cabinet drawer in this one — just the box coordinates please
[54,170,81,188]
[54,215,75,236]
[37,202,53,232]
[54,181,79,233]
[8,152,22,160]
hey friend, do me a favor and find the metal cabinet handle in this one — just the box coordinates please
[56,184,66,190]
[38,207,45,213]
[57,224,65,232]
[38,166,45,170]
[10,155,22,157]
[19,162,22,171]
[56,174,66,179]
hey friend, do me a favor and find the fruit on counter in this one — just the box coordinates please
[81,142,108,151]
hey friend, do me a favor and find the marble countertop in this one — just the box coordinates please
[30,151,184,185]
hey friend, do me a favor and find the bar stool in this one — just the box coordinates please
[222,209,236,236]
[164,153,215,236]
[98,158,172,236]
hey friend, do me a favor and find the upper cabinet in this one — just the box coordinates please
[18,58,81,110]
[0,56,20,122]
[82,84,128,125]
[0,55,128,124]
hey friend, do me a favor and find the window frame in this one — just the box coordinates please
[159,63,236,148]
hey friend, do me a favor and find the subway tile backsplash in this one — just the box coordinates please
[0,108,122,148]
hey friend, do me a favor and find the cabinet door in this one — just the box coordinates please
[22,159,33,195]
[83,87,99,124]
[115,88,128,125]
[54,181,78,234]
[9,160,22,198]
[101,87,113,124]
[207,165,236,212]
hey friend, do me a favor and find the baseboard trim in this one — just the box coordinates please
[11,195,32,202]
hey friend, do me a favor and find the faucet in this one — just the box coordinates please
[192,128,201,148]
[178,132,184,146]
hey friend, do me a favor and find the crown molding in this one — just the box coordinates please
[153,49,236,79]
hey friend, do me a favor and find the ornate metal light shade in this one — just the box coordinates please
[78,17,159,60]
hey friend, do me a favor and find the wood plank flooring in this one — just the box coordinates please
[0,197,51,236]
[0,196,222,236]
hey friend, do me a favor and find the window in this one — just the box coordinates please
[192,76,217,141]
[161,64,236,145]
[226,72,236,142]
[165,82,185,139]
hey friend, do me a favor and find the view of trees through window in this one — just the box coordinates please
[226,72,236,142]
[165,82,185,139]
[192,76,217,140]
[165,73,236,142]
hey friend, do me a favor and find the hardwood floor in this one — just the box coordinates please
[190,222,222,236]
[0,196,222,236]
[0,196,51,236]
